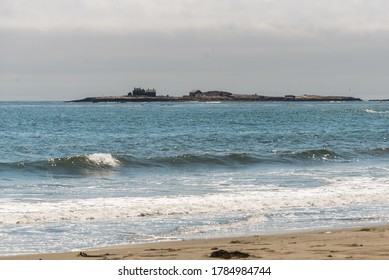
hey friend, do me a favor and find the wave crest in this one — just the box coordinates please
[283,149,341,161]
[364,109,389,114]
[85,153,120,167]
[47,153,120,169]
[143,153,262,167]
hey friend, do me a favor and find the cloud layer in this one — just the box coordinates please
[1,0,389,100]
[2,0,389,35]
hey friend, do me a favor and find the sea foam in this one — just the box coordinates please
[86,153,120,167]
[1,173,388,225]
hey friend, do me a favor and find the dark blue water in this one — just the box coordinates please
[1,101,388,255]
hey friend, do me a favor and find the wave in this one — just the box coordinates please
[0,153,120,174]
[3,147,388,175]
[282,149,342,161]
[0,150,347,175]
[1,153,263,174]
[48,153,120,168]
[364,109,389,114]
[144,153,263,166]
[357,147,389,156]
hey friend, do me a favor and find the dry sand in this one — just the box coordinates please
[1,224,389,260]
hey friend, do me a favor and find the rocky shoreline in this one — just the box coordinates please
[70,93,362,103]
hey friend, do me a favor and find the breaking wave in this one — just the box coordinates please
[48,153,120,168]
[0,153,120,174]
[3,147,389,175]
[1,153,266,174]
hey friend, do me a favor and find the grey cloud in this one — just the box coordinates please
[2,27,389,100]
[1,1,389,100]
[2,0,389,35]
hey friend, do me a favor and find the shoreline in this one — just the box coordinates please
[69,94,363,103]
[2,224,388,260]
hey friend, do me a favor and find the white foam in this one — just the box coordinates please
[364,109,389,114]
[174,215,267,236]
[86,153,120,167]
[1,175,388,225]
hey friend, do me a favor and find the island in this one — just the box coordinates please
[70,87,362,103]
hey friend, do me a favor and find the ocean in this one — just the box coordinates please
[1,101,388,255]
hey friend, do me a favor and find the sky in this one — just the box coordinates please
[1,0,389,101]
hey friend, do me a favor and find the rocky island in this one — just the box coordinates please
[70,88,362,103]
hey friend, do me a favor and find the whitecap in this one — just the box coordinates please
[86,153,120,167]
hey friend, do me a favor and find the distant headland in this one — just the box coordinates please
[70,87,362,103]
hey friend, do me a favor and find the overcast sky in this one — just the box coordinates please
[1,0,389,100]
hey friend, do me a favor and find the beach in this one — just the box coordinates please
[1,224,388,260]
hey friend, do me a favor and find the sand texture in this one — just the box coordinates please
[1,224,388,260]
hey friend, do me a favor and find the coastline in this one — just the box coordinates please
[2,224,388,260]
[69,94,363,103]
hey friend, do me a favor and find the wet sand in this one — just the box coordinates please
[1,224,388,260]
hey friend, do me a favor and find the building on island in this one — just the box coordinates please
[145,88,157,97]
[131,87,145,96]
[189,89,233,98]
[189,89,202,97]
[128,87,157,97]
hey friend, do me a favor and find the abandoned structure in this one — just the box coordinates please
[128,87,157,97]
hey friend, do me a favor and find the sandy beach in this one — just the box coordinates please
[1,224,388,260]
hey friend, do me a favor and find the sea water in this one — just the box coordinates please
[0,101,388,255]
